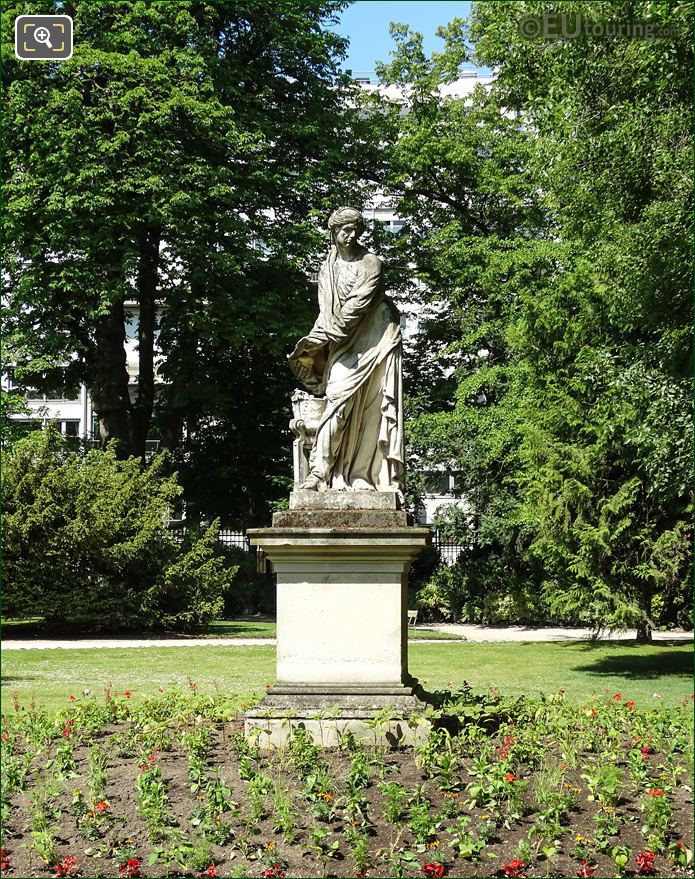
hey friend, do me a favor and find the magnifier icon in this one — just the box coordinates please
[34,26,53,49]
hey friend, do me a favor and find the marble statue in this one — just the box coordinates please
[288,207,404,493]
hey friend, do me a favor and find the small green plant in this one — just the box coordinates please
[667,840,693,868]
[135,749,176,842]
[28,829,57,865]
[581,762,623,807]
[307,826,340,877]
[376,841,420,879]
[610,844,631,877]
[448,814,486,860]
[640,788,673,851]
[246,772,273,825]
[271,781,299,844]
[407,793,440,845]
[344,824,371,877]
[379,781,411,823]
[342,785,372,828]
[593,806,620,852]
[87,743,108,805]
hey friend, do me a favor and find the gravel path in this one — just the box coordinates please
[426,624,692,643]
[2,626,691,650]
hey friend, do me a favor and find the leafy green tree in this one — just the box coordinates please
[2,425,235,630]
[471,0,693,639]
[3,0,372,521]
[373,2,692,637]
[368,20,550,618]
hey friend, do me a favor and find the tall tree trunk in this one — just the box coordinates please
[92,298,131,457]
[160,277,204,454]
[129,227,160,459]
[635,584,653,643]
[160,371,186,453]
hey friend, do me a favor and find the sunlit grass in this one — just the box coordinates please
[2,640,690,715]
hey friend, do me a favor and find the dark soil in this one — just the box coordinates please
[1,709,693,879]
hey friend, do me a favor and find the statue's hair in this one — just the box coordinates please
[327,206,365,232]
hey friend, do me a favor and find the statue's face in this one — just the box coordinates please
[334,222,361,250]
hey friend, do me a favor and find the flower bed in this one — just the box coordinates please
[1,688,692,878]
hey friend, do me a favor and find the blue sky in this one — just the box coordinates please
[332,1,477,76]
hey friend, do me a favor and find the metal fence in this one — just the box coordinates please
[170,525,271,573]
[433,534,466,566]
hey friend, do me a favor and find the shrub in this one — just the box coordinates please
[416,560,543,624]
[416,565,467,622]
[2,426,236,631]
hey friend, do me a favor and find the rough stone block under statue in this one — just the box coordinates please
[247,491,431,748]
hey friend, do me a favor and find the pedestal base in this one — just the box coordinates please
[247,497,431,748]
[245,682,431,748]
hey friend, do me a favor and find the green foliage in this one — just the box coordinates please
[2,0,374,524]
[375,1,693,635]
[2,426,235,630]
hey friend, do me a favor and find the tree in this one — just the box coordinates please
[371,2,693,636]
[367,20,551,618]
[3,0,373,522]
[470,0,693,639]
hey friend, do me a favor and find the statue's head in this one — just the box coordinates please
[327,206,365,242]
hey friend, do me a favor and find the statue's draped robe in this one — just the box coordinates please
[288,247,404,492]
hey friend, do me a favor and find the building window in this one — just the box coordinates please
[424,471,451,494]
[387,220,405,233]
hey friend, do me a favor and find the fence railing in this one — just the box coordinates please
[170,525,272,573]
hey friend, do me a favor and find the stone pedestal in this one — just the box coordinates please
[246,491,431,747]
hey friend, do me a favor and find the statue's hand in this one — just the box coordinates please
[293,359,314,381]
[289,337,323,361]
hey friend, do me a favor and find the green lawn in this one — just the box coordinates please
[2,640,691,715]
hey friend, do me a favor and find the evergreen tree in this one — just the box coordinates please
[374,2,693,636]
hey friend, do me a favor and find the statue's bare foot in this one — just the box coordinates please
[299,474,321,491]
[351,478,375,491]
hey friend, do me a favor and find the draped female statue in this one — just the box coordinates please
[288,207,404,494]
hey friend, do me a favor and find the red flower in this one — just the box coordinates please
[124,691,132,698]
[647,788,664,797]
[199,868,216,878]
[1,849,9,874]
[636,850,656,876]
[139,747,161,770]
[641,745,652,759]
[119,859,142,878]
[502,860,527,878]
[54,856,79,878]
[262,865,285,879]
[577,861,598,878]
[95,801,110,813]
[423,863,446,878]
[69,695,76,701]
[505,772,518,783]
[626,700,635,709]
[613,692,622,701]
[1,733,9,743]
